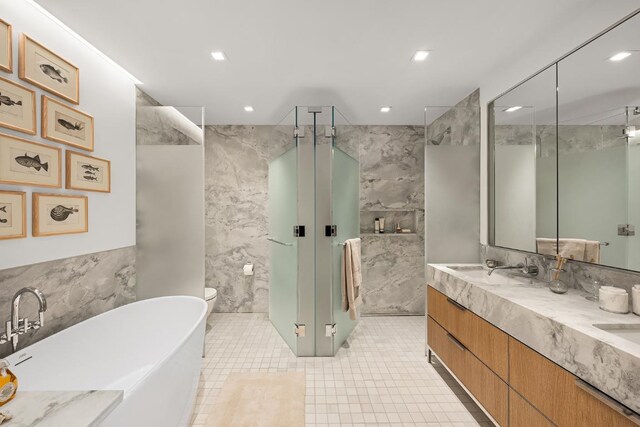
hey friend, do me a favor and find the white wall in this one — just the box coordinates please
[478,3,640,245]
[0,1,137,269]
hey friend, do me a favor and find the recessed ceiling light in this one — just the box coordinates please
[244,106,254,112]
[412,50,430,61]
[504,106,522,113]
[380,106,392,113]
[211,51,226,61]
[609,51,631,62]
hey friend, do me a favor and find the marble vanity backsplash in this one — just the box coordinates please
[481,244,640,297]
[0,246,136,357]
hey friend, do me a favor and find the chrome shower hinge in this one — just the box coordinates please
[324,126,336,138]
[325,324,336,337]
[294,126,305,138]
[618,224,636,236]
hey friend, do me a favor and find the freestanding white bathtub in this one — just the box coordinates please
[6,296,207,427]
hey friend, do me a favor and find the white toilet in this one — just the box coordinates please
[204,287,218,317]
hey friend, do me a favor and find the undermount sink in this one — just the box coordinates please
[594,324,640,346]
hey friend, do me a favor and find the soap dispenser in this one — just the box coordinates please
[0,360,17,406]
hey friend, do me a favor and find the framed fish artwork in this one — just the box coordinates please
[0,190,26,240]
[19,34,79,104]
[42,96,94,151]
[66,150,110,193]
[0,132,62,187]
[33,193,88,237]
[0,19,11,73]
[0,77,36,135]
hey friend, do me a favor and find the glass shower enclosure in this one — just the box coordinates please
[268,106,359,357]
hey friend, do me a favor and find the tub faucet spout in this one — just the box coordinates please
[0,287,48,353]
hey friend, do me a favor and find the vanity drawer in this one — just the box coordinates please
[575,379,640,426]
[509,388,554,427]
[428,316,508,426]
[427,316,465,377]
[509,337,578,427]
[427,286,508,380]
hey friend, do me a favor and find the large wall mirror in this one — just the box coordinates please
[489,11,640,271]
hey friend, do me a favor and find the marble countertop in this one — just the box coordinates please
[1,390,122,427]
[427,263,640,414]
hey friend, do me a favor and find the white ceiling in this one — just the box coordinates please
[33,0,639,125]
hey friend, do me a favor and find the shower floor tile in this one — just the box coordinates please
[190,314,492,427]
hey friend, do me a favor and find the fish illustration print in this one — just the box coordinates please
[50,205,78,222]
[39,64,68,84]
[83,175,98,181]
[0,206,6,213]
[81,164,99,172]
[15,153,49,172]
[0,218,6,224]
[0,93,22,106]
[57,119,84,131]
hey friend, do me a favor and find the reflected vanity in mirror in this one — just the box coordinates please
[489,11,640,271]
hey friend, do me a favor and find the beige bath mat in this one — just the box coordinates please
[205,372,305,427]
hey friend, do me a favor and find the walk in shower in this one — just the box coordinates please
[268,106,359,356]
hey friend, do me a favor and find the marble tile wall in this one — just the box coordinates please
[481,244,640,298]
[135,88,202,146]
[0,246,136,357]
[205,124,425,314]
[204,125,291,313]
[426,89,480,147]
[355,126,425,314]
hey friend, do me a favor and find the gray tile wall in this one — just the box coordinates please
[0,246,136,357]
[481,244,640,297]
[205,125,426,314]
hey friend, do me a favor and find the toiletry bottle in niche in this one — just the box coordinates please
[0,360,17,406]
[379,217,385,233]
[374,218,380,234]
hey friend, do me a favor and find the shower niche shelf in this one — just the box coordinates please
[360,209,418,235]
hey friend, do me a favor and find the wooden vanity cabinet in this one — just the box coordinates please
[427,285,640,427]
[509,337,578,426]
[427,286,508,380]
[508,388,553,427]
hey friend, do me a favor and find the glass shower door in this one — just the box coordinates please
[268,146,299,353]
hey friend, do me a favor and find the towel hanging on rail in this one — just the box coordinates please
[341,238,362,321]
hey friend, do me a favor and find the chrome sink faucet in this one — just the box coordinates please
[0,287,47,353]
[486,259,539,277]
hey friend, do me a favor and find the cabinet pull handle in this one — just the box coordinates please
[446,333,466,352]
[575,379,640,425]
[446,297,467,311]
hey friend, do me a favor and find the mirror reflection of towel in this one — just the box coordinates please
[341,238,362,320]
[535,238,601,263]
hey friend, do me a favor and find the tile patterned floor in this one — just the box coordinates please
[190,313,492,427]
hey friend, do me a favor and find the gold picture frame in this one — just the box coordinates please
[33,193,88,237]
[0,132,62,187]
[0,19,11,73]
[19,34,79,104]
[66,150,110,193]
[42,96,94,151]
[0,76,37,135]
[0,190,26,240]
